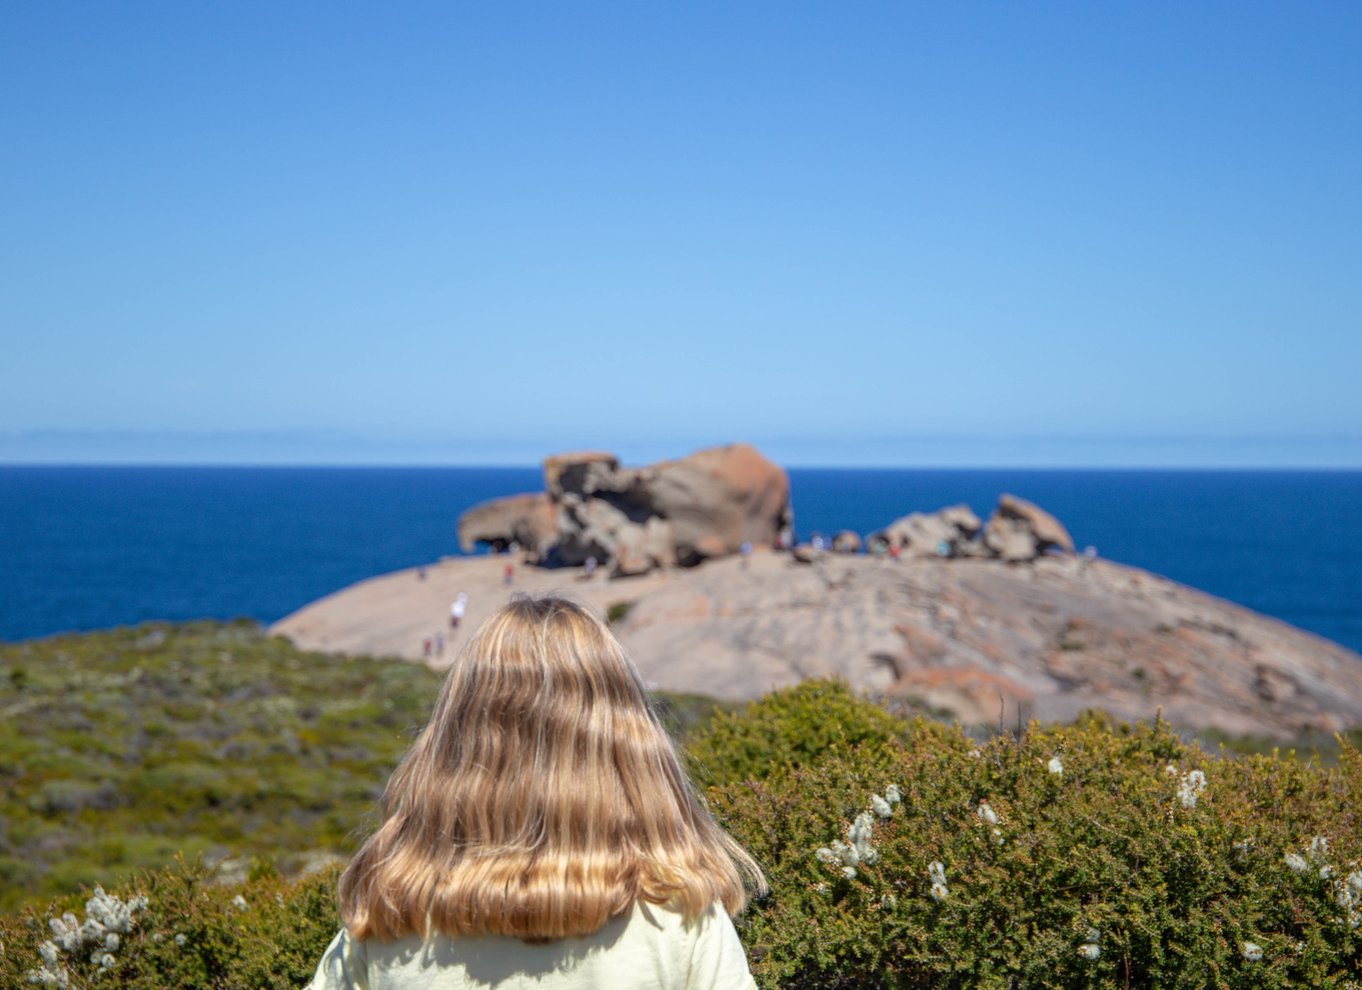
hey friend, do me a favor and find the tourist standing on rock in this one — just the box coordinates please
[306,595,766,990]
[449,592,467,630]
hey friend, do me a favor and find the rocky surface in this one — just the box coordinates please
[458,444,793,576]
[271,548,1362,740]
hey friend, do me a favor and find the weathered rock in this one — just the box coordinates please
[543,452,619,500]
[984,494,1075,560]
[832,530,862,554]
[456,492,557,554]
[636,444,792,565]
[471,443,793,575]
[872,504,983,558]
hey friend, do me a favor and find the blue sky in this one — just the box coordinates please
[3,2,1359,467]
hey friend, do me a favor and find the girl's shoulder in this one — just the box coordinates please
[308,901,755,990]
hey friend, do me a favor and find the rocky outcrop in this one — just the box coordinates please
[870,504,983,558]
[983,494,1075,561]
[456,493,556,554]
[457,443,793,576]
[865,496,1073,563]
[272,549,1362,741]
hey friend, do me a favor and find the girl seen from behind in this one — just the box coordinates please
[307,594,766,989]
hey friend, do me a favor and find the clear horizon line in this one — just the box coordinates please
[4,460,1361,472]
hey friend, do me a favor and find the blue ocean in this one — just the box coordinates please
[1,467,1360,655]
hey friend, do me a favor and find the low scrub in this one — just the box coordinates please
[705,688,1362,988]
[0,621,444,913]
[0,859,340,989]
[3,651,1361,987]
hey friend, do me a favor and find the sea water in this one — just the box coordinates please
[1,466,1359,654]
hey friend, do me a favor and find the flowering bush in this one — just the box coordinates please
[699,691,1362,989]
[3,678,1361,988]
[0,860,340,989]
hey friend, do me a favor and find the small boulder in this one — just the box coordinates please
[983,494,1075,561]
[457,492,557,554]
[832,530,862,554]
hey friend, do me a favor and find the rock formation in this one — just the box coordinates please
[870,504,983,558]
[456,492,556,555]
[458,443,793,577]
[983,493,1075,561]
[867,495,1074,563]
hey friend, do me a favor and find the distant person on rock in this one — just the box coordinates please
[450,592,467,630]
[584,555,598,579]
[504,562,514,586]
[306,595,765,990]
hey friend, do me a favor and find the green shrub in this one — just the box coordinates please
[0,859,341,990]
[685,679,914,787]
[702,704,1362,989]
[6,640,1362,988]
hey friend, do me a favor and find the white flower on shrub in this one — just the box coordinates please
[174,934,188,947]
[815,808,881,878]
[928,861,949,901]
[1309,836,1330,861]
[976,800,999,826]
[1047,756,1064,776]
[1233,840,1251,862]
[848,812,878,864]
[1176,769,1206,809]
[871,793,893,819]
[1242,941,1264,962]
[231,894,248,912]
[1164,762,1178,776]
[1285,853,1309,874]
[27,886,146,988]
[1336,870,1362,929]
[884,784,901,805]
[1077,927,1101,959]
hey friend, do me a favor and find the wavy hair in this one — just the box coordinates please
[338,594,766,941]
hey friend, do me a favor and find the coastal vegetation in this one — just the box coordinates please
[0,621,444,913]
[2,626,1361,987]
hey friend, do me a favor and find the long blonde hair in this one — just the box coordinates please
[338,594,766,941]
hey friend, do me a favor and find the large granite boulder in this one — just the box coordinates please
[456,492,556,554]
[871,504,983,558]
[457,443,793,576]
[983,494,1075,561]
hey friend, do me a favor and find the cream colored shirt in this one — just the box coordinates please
[306,901,757,990]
